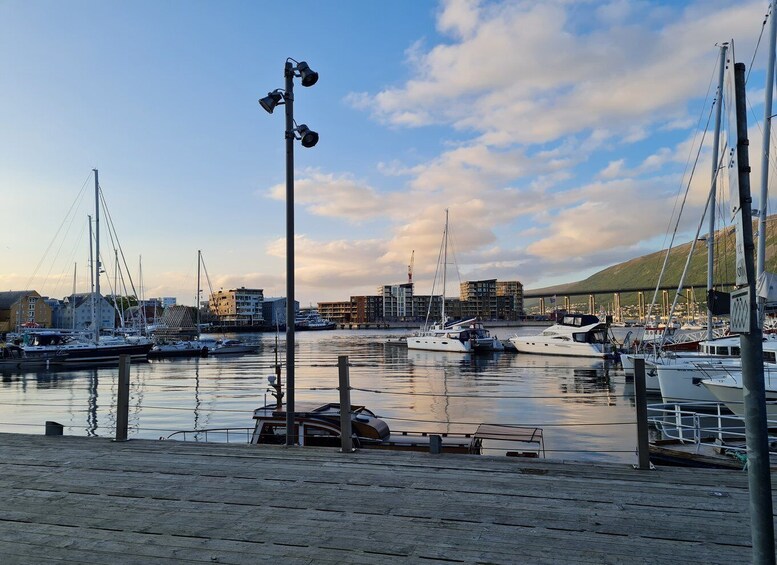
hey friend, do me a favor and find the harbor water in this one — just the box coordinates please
[0,327,643,463]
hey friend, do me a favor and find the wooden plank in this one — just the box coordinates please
[0,433,765,563]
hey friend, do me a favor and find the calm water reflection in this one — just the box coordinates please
[0,328,641,463]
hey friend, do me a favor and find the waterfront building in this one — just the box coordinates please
[262,297,298,328]
[0,290,52,332]
[317,300,353,324]
[460,279,498,319]
[160,297,176,308]
[56,293,115,331]
[210,288,264,326]
[380,283,413,321]
[496,280,524,320]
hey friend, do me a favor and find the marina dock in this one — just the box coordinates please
[0,433,771,563]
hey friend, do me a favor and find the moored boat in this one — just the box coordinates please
[509,314,614,358]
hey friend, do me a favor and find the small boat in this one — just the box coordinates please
[469,320,504,353]
[294,310,336,331]
[406,210,473,354]
[652,338,777,403]
[249,402,544,457]
[509,314,614,358]
[0,343,66,370]
[148,340,210,358]
[208,338,259,355]
[406,319,473,353]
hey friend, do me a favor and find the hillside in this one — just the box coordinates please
[528,215,777,304]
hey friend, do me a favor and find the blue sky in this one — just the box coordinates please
[1,0,775,306]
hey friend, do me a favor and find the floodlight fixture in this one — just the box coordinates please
[259,90,283,114]
[296,61,319,87]
[296,124,319,148]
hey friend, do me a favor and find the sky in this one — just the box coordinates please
[1,0,776,307]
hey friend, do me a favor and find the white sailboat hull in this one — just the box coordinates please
[406,335,471,353]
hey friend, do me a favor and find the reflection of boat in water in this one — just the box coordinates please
[510,353,609,371]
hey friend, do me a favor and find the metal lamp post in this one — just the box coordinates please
[259,58,319,446]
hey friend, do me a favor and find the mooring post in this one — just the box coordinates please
[338,355,354,452]
[430,434,442,454]
[115,354,130,442]
[634,358,652,470]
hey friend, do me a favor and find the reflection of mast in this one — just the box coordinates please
[86,368,98,437]
[193,363,201,431]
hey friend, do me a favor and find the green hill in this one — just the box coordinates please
[527,215,777,308]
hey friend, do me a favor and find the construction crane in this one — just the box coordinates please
[408,250,414,284]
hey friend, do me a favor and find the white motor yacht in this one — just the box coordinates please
[509,314,614,358]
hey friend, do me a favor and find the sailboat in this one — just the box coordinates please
[406,210,473,353]
[22,170,153,364]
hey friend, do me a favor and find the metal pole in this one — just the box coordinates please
[633,358,651,470]
[338,355,353,452]
[93,169,101,345]
[284,61,296,446]
[758,10,777,302]
[708,44,727,341]
[733,62,775,565]
[115,354,130,441]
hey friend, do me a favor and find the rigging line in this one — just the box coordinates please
[657,54,721,257]
[200,253,216,303]
[99,189,140,302]
[425,218,447,328]
[24,171,92,292]
[642,54,720,329]
[643,95,718,346]
[663,148,728,343]
[745,4,771,85]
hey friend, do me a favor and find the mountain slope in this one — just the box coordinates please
[528,215,777,299]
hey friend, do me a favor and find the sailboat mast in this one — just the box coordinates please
[196,250,202,331]
[442,209,448,323]
[72,262,77,331]
[758,9,777,321]
[707,44,727,341]
[93,169,101,344]
[88,215,95,339]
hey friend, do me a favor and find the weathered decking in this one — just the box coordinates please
[0,433,773,564]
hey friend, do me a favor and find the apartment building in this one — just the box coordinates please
[0,291,53,332]
[209,287,264,325]
[380,283,413,321]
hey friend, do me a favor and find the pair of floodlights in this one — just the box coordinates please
[259,59,319,148]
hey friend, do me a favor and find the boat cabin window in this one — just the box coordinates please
[257,423,290,445]
[732,347,740,356]
[303,424,341,447]
[573,329,606,344]
[765,351,776,364]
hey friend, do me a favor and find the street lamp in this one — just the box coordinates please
[259,58,319,446]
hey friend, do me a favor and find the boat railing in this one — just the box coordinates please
[648,401,777,457]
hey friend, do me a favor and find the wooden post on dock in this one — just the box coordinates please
[338,355,354,452]
[634,358,652,470]
[115,354,130,442]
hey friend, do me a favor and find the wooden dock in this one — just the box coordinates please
[0,433,772,564]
